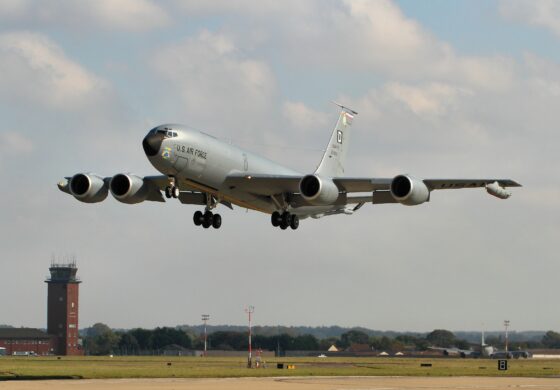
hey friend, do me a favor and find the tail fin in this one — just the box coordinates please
[315,104,358,177]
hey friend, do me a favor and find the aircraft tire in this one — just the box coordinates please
[203,211,213,227]
[193,211,203,226]
[271,211,281,227]
[212,214,222,229]
[165,186,172,198]
[172,186,180,198]
[281,212,291,227]
[280,223,288,230]
[290,215,299,230]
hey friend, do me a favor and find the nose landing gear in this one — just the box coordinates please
[271,211,299,230]
[164,177,180,199]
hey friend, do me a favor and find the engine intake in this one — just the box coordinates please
[110,173,149,204]
[390,175,430,206]
[299,174,339,205]
[69,173,108,203]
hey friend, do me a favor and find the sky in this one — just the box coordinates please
[0,0,558,333]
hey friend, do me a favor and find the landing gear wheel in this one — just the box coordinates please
[202,211,213,228]
[271,211,281,227]
[212,214,222,229]
[172,186,180,198]
[290,214,299,230]
[165,186,172,199]
[280,223,288,230]
[281,212,291,227]
[193,210,203,226]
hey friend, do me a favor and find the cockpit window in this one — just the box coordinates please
[154,128,178,138]
[156,129,173,138]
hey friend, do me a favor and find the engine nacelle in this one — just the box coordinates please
[299,174,339,205]
[390,174,430,206]
[109,173,149,204]
[69,173,108,203]
[486,181,511,199]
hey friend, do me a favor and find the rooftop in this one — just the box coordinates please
[0,328,52,340]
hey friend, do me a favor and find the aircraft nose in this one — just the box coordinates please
[142,132,164,157]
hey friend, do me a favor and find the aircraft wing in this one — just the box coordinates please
[424,179,522,190]
[224,173,521,195]
[224,173,394,195]
[429,346,476,357]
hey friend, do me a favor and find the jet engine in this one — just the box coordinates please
[485,181,511,199]
[390,174,430,206]
[299,174,339,205]
[109,173,150,204]
[68,173,108,203]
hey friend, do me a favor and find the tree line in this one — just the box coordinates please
[82,323,560,356]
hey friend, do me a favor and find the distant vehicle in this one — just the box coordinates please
[430,331,531,359]
[0,347,6,356]
[12,351,36,356]
[58,104,520,230]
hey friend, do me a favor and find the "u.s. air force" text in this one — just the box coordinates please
[176,145,207,160]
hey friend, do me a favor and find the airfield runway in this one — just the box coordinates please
[2,376,560,390]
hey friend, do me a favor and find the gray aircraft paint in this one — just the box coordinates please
[59,107,521,225]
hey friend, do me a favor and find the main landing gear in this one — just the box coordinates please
[193,210,222,229]
[271,211,299,230]
[193,194,222,229]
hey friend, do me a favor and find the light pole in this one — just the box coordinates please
[245,306,254,368]
[504,320,510,353]
[202,314,210,357]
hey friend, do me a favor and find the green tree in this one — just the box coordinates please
[84,323,120,355]
[426,329,456,348]
[340,330,369,348]
[118,333,140,355]
[542,331,560,348]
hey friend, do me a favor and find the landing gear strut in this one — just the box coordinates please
[164,177,180,199]
[271,211,299,230]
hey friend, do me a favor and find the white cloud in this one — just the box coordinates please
[0,32,108,109]
[282,101,330,130]
[384,82,471,116]
[0,131,34,154]
[500,0,560,37]
[0,0,170,32]
[152,30,277,136]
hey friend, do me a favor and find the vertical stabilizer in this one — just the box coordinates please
[315,105,358,177]
[481,330,486,346]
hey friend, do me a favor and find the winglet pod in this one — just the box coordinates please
[485,181,512,199]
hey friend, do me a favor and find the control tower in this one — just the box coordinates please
[45,261,83,355]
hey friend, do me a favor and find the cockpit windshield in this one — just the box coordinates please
[155,128,178,138]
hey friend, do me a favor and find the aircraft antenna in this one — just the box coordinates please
[331,101,358,115]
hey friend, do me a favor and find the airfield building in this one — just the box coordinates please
[0,328,54,356]
[45,262,83,355]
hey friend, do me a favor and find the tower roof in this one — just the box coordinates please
[45,262,81,283]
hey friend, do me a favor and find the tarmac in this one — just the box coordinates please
[2,376,560,390]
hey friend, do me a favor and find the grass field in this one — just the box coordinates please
[1,356,560,380]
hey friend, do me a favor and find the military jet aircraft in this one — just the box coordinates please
[58,104,521,230]
[430,331,531,359]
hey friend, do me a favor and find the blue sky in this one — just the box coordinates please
[0,0,559,332]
